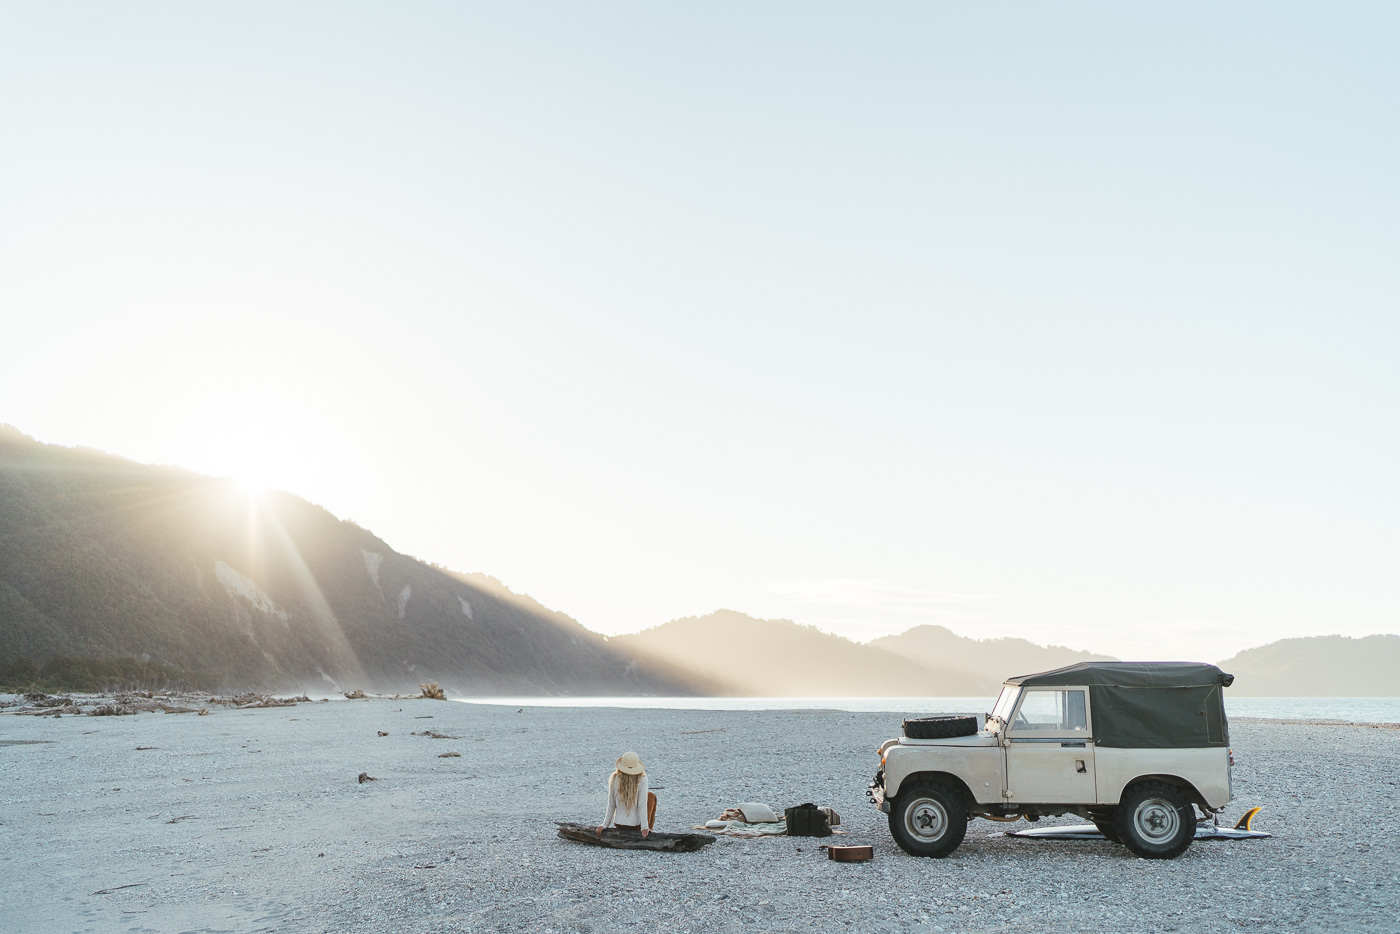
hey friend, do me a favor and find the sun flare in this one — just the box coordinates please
[233,473,268,499]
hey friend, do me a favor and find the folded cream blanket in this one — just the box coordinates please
[701,819,790,837]
[733,802,780,823]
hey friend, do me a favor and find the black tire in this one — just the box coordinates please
[1088,809,1122,844]
[1115,781,1194,859]
[903,716,978,739]
[888,781,968,858]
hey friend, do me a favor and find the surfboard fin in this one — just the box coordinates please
[1233,806,1262,831]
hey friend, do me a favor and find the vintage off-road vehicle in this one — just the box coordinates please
[868,661,1235,859]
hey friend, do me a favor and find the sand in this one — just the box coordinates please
[2,695,1398,934]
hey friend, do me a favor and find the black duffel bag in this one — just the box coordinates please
[784,802,832,837]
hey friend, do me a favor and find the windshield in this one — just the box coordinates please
[989,686,1020,725]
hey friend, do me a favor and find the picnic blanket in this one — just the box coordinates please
[701,819,791,837]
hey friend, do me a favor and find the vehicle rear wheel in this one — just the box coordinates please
[889,781,967,858]
[1115,781,1194,859]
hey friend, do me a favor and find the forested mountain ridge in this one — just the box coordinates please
[8,428,1392,698]
[1218,635,1400,697]
[0,426,709,694]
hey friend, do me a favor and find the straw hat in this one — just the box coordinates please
[615,751,644,774]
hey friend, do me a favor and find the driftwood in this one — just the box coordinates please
[228,694,305,709]
[9,695,79,715]
[16,706,78,716]
[555,822,716,852]
[89,700,199,716]
[86,704,136,716]
[0,690,299,720]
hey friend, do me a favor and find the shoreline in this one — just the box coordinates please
[9,689,1400,727]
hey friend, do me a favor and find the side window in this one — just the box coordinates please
[1012,689,1088,732]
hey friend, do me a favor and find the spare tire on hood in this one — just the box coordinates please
[903,715,978,739]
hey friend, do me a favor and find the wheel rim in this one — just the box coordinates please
[1132,797,1180,843]
[904,796,948,842]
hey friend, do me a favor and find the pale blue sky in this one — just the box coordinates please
[2,3,1396,660]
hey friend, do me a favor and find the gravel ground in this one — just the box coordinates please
[2,697,1398,934]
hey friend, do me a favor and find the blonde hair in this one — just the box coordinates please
[611,768,643,810]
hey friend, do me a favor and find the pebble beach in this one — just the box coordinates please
[2,695,1398,934]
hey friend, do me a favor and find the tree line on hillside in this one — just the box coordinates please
[0,655,213,693]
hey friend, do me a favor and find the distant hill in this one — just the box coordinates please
[0,426,710,695]
[611,610,997,697]
[1219,635,1400,697]
[869,624,1114,687]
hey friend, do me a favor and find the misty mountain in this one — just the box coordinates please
[1218,635,1400,697]
[869,624,1114,687]
[611,610,997,697]
[0,426,708,695]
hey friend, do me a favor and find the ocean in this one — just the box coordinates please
[459,695,1400,724]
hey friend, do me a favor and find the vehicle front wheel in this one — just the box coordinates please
[1115,781,1194,859]
[889,781,967,858]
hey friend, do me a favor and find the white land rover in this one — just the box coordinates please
[868,662,1235,859]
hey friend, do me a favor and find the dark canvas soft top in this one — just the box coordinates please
[1005,662,1234,749]
[1007,661,1235,690]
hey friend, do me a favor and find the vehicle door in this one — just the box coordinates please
[1004,687,1096,804]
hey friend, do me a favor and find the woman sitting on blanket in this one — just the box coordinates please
[597,751,657,837]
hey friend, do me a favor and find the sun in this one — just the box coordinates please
[233,472,268,498]
[184,417,293,503]
[235,478,264,501]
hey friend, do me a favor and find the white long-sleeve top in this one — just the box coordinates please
[603,772,649,828]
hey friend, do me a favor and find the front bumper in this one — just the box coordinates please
[867,770,889,813]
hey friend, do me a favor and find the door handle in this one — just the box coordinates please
[1075,760,1086,774]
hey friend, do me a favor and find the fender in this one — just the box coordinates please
[883,739,1004,806]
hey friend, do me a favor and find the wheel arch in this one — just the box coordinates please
[1109,773,1207,809]
[892,771,975,810]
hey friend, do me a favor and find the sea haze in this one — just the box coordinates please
[458,695,1400,724]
